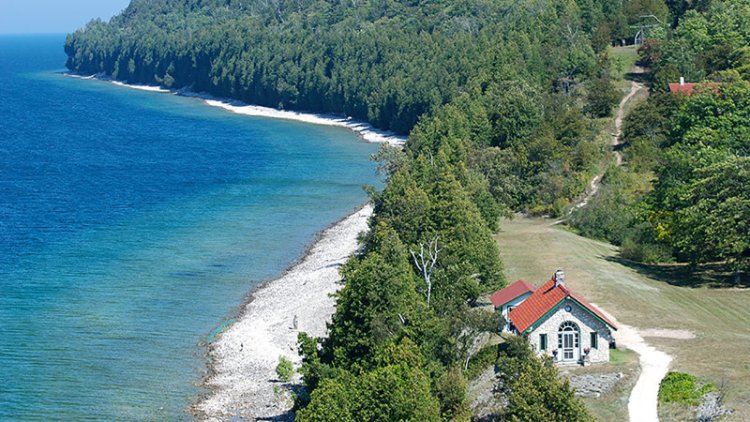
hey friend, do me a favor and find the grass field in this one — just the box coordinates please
[496,217,750,420]
[610,46,639,83]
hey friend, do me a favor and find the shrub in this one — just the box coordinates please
[465,344,498,380]
[620,238,673,263]
[276,356,294,383]
[658,371,716,406]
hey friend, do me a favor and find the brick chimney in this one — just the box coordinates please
[554,269,565,288]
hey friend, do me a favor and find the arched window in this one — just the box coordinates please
[557,321,580,361]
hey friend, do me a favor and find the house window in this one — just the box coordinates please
[591,332,598,349]
[539,334,547,351]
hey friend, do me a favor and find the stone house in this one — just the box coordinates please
[491,270,617,364]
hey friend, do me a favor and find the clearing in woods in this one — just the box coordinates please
[495,218,750,421]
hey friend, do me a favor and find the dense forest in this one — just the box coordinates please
[570,0,750,280]
[63,0,746,419]
[65,0,668,216]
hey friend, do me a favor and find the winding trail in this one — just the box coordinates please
[570,68,646,212]
[612,67,646,166]
[598,68,676,422]
[570,67,674,422]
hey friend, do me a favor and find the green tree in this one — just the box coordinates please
[323,221,425,369]
[584,75,620,117]
[497,337,593,422]
[672,157,750,281]
[275,356,294,382]
[297,339,441,422]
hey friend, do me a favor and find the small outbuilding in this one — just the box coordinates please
[490,280,536,332]
[491,270,617,365]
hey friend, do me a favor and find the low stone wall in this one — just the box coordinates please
[568,372,624,398]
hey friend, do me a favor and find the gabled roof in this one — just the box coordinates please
[490,280,536,308]
[668,82,696,95]
[668,82,721,96]
[508,278,617,333]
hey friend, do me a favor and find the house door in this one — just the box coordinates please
[558,321,580,362]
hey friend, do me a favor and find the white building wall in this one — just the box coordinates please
[526,298,615,364]
[499,292,533,332]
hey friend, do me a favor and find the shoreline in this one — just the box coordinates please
[64,72,389,419]
[195,204,372,420]
[64,73,406,147]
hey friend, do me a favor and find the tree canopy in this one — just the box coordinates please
[63,0,664,418]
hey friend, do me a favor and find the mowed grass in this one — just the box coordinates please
[495,217,750,420]
[610,46,639,82]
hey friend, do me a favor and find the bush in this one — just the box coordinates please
[584,77,621,118]
[620,238,673,263]
[659,371,716,406]
[276,356,294,383]
[465,344,498,380]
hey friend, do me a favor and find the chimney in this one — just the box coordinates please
[554,270,565,288]
[680,76,685,86]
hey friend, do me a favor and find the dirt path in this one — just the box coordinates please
[612,68,646,166]
[591,68,675,422]
[570,69,646,212]
[595,307,672,422]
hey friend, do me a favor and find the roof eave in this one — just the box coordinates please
[517,295,618,334]
[492,291,533,308]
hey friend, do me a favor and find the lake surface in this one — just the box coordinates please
[0,34,379,420]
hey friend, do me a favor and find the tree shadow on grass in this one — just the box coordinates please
[624,70,649,84]
[604,256,750,289]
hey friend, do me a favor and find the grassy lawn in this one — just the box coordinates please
[495,217,750,420]
[610,46,639,84]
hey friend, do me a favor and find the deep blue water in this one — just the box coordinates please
[0,35,379,420]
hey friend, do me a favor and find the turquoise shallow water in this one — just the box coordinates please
[0,35,379,420]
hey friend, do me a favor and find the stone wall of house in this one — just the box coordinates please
[527,297,615,364]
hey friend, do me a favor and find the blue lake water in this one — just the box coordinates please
[0,34,379,420]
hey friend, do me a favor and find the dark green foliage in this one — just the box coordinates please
[296,339,441,422]
[671,157,750,275]
[63,0,651,418]
[645,0,750,89]
[591,22,612,54]
[323,221,425,369]
[572,0,750,277]
[434,367,471,421]
[497,336,593,422]
[464,344,498,380]
[65,0,610,135]
[584,75,621,117]
[659,371,716,406]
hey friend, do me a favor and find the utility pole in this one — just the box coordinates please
[631,15,663,46]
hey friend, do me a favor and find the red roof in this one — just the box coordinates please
[668,82,696,95]
[508,278,617,333]
[668,82,721,96]
[490,280,536,308]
